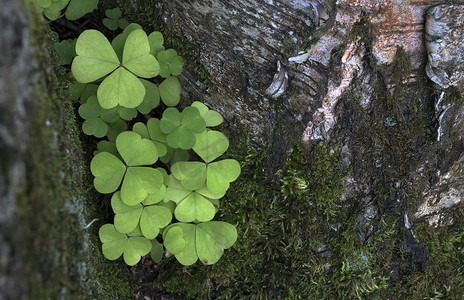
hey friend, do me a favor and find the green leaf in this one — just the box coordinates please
[165,175,192,204]
[105,7,121,19]
[157,49,183,78]
[43,0,69,20]
[111,23,143,61]
[150,239,164,263]
[107,119,127,142]
[159,76,181,106]
[82,118,108,138]
[191,101,223,127]
[166,176,221,222]
[171,161,206,190]
[93,140,117,156]
[118,18,130,29]
[65,0,98,20]
[146,118,168,156]
[140,205,172,239]
[103,18,118,31]
[100,107,120,123]
[112,192,142,234]
[148,31,164,56]
[54,39,76,65]
[90,152,126,194]
[78,96,101,119]
[132,122,149,139]
[116,131,158,166]
[147,118,167,143]
[163,223,195,264]
[120,167,163,206]
[160,107,205,149]
[122,29,160,78]
[181,106,206,133]
[193,130,229,163]
[99,224,152,266]
[80,84,98,102]
[117,106,137,121]
[160,147,190,164]
[164,227,185,254]
[72,30,119,83]
[143,183,167,205]
[207,159,241,194]
[68,82,86,101]
[112,191,171,238]
[97,67,145,109]
[38,0,52,8]
[195,222,237,265]
[159,108,180,134]
[175,192,216,222]
[167,127,196,150]
[163,222,237,265]
[137,79,160,114]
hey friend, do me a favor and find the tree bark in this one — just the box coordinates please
[4,0,464,298]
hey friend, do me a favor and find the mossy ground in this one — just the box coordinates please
[18,1,134,298]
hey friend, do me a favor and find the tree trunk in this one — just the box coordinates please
[3,0,464,298]
[118,0,464,298]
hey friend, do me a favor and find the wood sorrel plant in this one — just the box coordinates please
[71,26,240,266]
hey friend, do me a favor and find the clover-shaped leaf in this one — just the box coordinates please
[157,49,184,78]
[164,226,185,254]
[41,0,68,20]
[111,23,142,60]
[165,176,222,222]
[78,96,117,138]
[163,222,237,265]
[91,152,125,194]
[150,239,164,263]
[107,119,127,142]
[81,84,99,103]
[193,130,229,162]
[82,118,108,137]
[91,131,163,205]
[191,101,223,127]
[171,130,240,194]
[159,76,181,106]
[160,107,206,149]
[78,95,101,119]
[54,39,76,65]
[133,118,167,157]
[68,82,86,101]
[99,224,152,266]
[103,8,129,31]
[93,140,117,156]
[137,79,160,114]
[65,0,98,21]
[112,190,171,239]
[206,159,241,194]
[72,29,160,109]
[148,31,165,57]
[117,106,137,121]
[72,30,120,83]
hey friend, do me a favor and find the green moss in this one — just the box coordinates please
[18,1,134,298]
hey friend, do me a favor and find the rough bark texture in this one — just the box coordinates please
[3,0,464,299]
[0,1,32,298]
[117,0,464,298]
